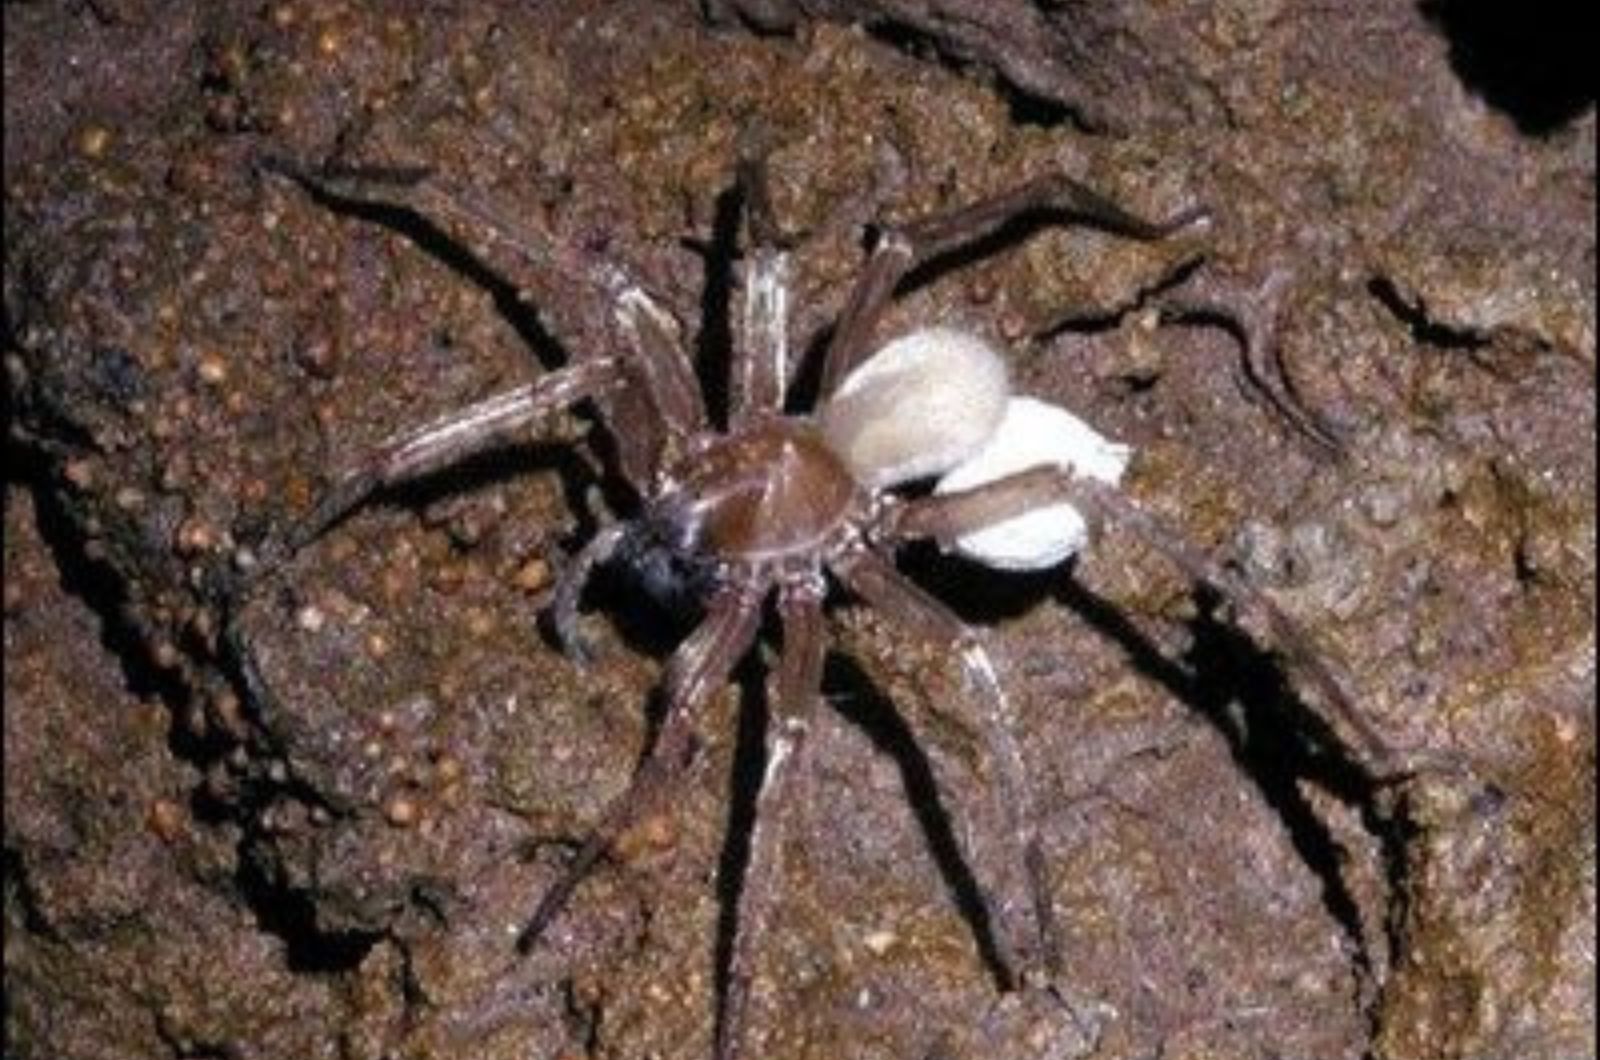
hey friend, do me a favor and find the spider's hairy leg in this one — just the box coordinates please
[731,135,793,427]
[887,467,1405,776]
[819,174,1208,398]
[517,584,765,952]
[547,521,629,664]
[717,580,827,1060]
[833,547,1057,988]
[291,359,625,550]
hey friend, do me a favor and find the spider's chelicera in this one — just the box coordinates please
[261,145,1396,1060]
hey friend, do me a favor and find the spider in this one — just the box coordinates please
[258,141,1401,1060]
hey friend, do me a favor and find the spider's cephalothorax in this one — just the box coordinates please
[263,148,1398,1060]
[657,418,866,567]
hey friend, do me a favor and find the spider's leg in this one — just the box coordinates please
[548,521,629,664]
[730,139,792,427]
[819,174,1207,398]
[260,157,705,481]
[717,579,826,1060]
[832,547,1056,988]
[885,468,1402,775]
[517,584,765,952]
[292,358,624,550]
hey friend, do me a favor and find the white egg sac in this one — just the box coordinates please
[820,328,1012,489]
[935,396,1132,571]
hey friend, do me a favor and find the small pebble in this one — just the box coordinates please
[77,125,111,158]
[616,811,677,861]
[435,755,463,785]
[175,517,217,554]
[151,641,182,670]
[63,459,96,489]
[198,353,228,385]
[511,556,551,593]
[384,795,418,827]
[862,928,897,956]
[465,608,495,638]
[148,799,185,842]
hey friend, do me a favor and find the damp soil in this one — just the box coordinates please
[6,2,1593,1059]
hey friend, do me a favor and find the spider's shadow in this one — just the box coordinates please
[1050,576,1391,977]
[686,180,744,430]
[710,633,1021,1002]
[707,544,1395,992]
[286,186,568,375]
[783,207,1183,414]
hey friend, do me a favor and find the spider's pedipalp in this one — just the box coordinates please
[548,521,630,663]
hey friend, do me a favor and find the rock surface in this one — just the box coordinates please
[7,2,1593,1058]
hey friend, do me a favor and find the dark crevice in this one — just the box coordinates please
[1364,786,1424,1054]
[1367,275,1493,352]
[10,441,202,758]
[562,975,603,1052]
[3,848,59,941]
[1420,0,1594,136]
[1002,84,1080,130]
[1035,254,1205,341]
[700,0,803,37]
[234,841,381,974]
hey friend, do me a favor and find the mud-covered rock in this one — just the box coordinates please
[6,1,1592,1058]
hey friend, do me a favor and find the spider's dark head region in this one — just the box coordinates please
[609,513,723,628]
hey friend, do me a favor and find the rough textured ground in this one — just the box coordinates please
[6,2,1593,1059]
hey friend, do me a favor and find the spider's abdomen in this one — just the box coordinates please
[664,419,863,563]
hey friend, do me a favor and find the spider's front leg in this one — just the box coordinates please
[717,579,827,1060]
[516,584,764,952]
[258,156,705,486]
[287,358,626,551]
[819,174,1208,398]
[832,547,1059,989]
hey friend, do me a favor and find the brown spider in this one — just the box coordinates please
[259,144,1400,1060]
